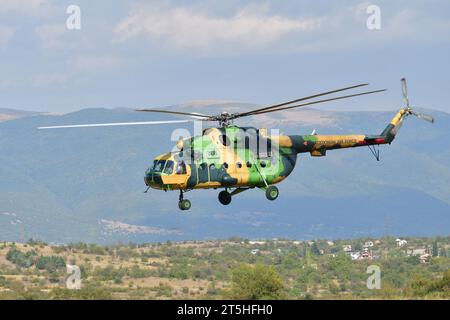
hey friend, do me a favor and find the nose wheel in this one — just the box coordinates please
[178,190,191,211]
[178,199,191,211]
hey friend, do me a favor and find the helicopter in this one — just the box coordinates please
[38,78,434,211]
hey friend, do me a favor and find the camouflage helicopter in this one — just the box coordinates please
[39,78,433,210]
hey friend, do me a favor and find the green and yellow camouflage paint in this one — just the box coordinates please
[144,108,409,192]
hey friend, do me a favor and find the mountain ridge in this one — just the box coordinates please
[0,105,449,243]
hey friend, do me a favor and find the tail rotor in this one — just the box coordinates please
[401,77,434,123]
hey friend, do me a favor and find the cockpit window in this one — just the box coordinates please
[164,160,174,174]
[153,160,166,172]
[175,161,187,174]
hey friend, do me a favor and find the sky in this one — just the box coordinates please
[0,0,449,113]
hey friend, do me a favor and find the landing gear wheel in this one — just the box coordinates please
[265,186,279,201]
[218,190,232,205]
[178,199,191,211]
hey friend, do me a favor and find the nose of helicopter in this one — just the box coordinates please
[144,170,163,189]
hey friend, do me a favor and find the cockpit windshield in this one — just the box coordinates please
[150,159,176,174]
[152,160,166,172]
[150,159,183,175]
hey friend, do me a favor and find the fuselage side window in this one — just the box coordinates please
[176,161,187,174]
[219,135,231,147]
[163,160,174,174]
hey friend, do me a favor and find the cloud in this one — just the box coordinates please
[30,72,68,87]
[0,26,14,46]
[114,1,450,55]
[115,3,322,50]
[68,55,122,73]
[384,8,450,43]
[0,77,17,88]
[0,0,50,15]
[34,23,67,49]
[2,55,120,89]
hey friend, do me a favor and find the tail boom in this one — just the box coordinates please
[380,108,408,143]
[283,108,409,156]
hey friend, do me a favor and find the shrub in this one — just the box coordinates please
[35,256,66,273]
[6,248,38,268]
[228,264,285,300]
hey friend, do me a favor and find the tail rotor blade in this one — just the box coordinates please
[401,77,410,108]
[413,111,435,123]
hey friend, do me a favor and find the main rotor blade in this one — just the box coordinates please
[245,89,387,116]
[236,83,369,118]
[136,108,211,119]
[38,120,192,130]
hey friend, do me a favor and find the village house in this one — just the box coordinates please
[348,247,374,261]
[349,251,360,260]
[361,247,373,259]
[396,238,408,247]
[364,241,374,248]
[248,240,266,245]
[343,245,352,252]
[406,248,431,263]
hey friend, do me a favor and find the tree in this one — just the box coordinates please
[442,269,450,289]
[228,264,285,300]
[410,269,450,298]
[310,242,321,256]
[432,241,439,257]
